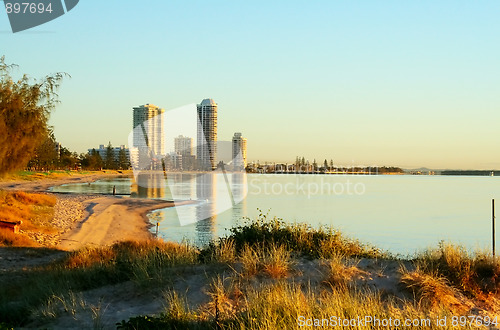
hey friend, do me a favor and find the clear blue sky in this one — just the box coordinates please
[1,1,499,169]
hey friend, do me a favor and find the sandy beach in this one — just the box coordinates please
[57,195,193,250]
[0,172,193,250]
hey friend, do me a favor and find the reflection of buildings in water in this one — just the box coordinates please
[195,173,217,245]
[131,172,166,199]
[168,173,196,200]
[230,173,247,222]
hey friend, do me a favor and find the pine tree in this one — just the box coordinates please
[105,142,116,169]
[118,149,130,170]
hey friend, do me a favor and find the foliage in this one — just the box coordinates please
[0,56,66,176]
[26,128,58,171]
[201,211,382,260]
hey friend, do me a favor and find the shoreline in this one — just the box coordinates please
[57,195,194,251]
[0,171,130,193]
[0,172,195,250]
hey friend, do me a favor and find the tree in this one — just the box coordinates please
[59,147,79,170]
[0,57,66,176]
[118,148,130,170]
[84,149,103,170]
[104,142,116,169]
[27,129,58,171]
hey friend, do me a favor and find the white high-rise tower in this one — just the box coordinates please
[232,132,247,170]
[132,104,165,168]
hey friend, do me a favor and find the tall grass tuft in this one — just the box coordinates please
[239,244,259,277]
[238,243,294,278]
[0,228,38,247]
[201,238,236,264]
[260,243,294,279]
[414,242,500,297]
[400,266,464,312]
[322,254,362,290]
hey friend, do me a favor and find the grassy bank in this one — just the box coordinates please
[0,215,499,329]
[0,191,56,247]
[0,170,131,182]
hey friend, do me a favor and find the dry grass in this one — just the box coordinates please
[0,228,38,247]
[206,238,236,264]
[322,255,364,290]
[415,242,500,297]
[0,190,56,246]
[239,243,294,279]
[62,240,198,271]
[137,280,463,330]
[260,244,293,278]
[240,244,259,276]
[1,170,108,182]
[204,276,242,320]
[400,266,466,312]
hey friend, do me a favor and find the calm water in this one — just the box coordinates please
[50,174,500,255]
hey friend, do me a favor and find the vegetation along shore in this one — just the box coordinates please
[1,180,499,329]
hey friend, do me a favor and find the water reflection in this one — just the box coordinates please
[49,177,131,195]
[195,173,217,244]
[49,174,500,254]
[131,172,167,199]
[149,171,248,246]
[230,172,247,224]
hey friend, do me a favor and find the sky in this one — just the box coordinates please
[1,1,499,169]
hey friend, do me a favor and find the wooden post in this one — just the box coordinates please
[493,199,496,258]
[156,222,159,237]
[113,185,116,196]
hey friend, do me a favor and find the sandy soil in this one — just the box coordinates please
[58,196,193,250]
[0,172,194,250]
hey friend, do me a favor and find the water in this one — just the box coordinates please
[50,174,500,255]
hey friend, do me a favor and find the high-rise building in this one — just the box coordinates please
[232,132,247,169]
[174,135,195,171]
[174,135,193,157]
[132,104,165,168]
[197,98,218,170]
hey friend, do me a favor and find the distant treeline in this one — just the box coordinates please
[377,167,405,174]
[441,170,498,176]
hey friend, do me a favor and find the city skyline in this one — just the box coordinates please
[2,1,499,169]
